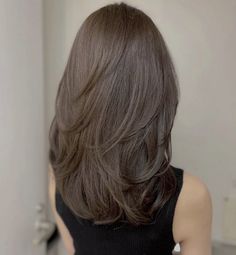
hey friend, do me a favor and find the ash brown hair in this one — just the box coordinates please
[49,2,180,226]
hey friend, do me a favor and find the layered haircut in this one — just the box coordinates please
[49,2,180,226]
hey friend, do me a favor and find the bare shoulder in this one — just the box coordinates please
[173,169,213,244]
[181,170,211,206]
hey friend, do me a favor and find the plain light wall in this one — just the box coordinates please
[0,0,47,254]
[44,0,236,243]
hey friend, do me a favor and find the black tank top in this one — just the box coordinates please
[55,165,184,255]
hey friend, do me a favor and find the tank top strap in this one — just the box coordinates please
[55,188,80,238]
[164,165,184,244]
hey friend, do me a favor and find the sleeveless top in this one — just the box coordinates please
[55,165,184,255]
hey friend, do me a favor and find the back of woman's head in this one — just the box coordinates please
[49,2,180,226]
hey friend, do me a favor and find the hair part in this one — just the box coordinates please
[49,2,180,226]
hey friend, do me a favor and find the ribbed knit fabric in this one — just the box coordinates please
[55,165,184,255]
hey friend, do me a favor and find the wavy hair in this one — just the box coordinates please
[49,2,180,226]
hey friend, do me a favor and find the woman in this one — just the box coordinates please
[48,2,212,255]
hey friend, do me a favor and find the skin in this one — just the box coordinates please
[48,164,212,255]
[172,171,213,254]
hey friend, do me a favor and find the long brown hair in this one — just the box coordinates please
[49,2,180,226]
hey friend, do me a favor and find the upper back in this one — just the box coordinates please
[55,165,184,255]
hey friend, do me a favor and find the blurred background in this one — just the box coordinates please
[0,0,235,254]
